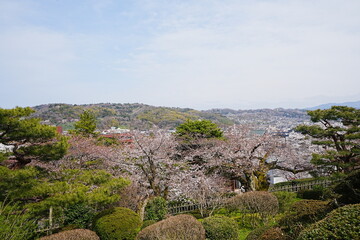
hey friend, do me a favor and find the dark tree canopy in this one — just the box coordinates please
[295,106,360,174]
[0,107,68,168]
[175,119,223,141]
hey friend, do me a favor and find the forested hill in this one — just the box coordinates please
[31,103,234,130]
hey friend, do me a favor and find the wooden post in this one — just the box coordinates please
[49,206,53,234]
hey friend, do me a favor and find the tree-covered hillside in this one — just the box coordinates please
[31,103,234,130]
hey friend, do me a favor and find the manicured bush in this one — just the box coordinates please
[297,185,332,200]
[259,227,286,240]
[246,226,286,240]
[272,191,299,213]
[245,225,271,240]
[333,170,360,205]
[93,207,142,240]
[144,197,167,221]
[279,200,333,238]
[137,214,205,240]
[229,191,279,216]
[298,204,360,240]
[39,229,99,240]
[202,215,239,240]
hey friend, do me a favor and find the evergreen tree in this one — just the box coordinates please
[0,107,68,168]
[175,119,223,141]
[74,110,97,137]
[295,106,360,174]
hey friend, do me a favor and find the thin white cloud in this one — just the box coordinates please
[0,0,359,109]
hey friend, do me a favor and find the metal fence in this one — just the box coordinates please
[268,178,340,192]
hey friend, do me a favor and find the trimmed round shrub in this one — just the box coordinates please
[298,204,360,240]
[145,197,167,221]
[202,215,239,240]
[39,229,99,240]
[279,200,333,238]
[137,214,205,240]
[333,170,360,205]
[228,191,279,216]
[246,226,286,240]
[259,227,286,240]
[93,207,142,240]
[245,225,271,240]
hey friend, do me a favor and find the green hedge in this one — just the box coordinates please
[279,200,333,238]
[298,204,360,240]
[202,215,239,240]
[333,170,360,205]
[93,207,141,240]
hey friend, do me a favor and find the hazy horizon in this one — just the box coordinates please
[1,0,360,110]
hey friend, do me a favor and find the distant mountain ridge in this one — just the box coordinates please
[305,100,360,110]
[31,103,234,130]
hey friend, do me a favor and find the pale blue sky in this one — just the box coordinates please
[1,0,360,109]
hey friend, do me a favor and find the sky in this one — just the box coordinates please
[0,0,360,110]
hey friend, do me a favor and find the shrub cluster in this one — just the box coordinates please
[145,197,168,221]
[246,226,286,240]
[272,191,299,213]
[333,170,360,205]
[137,214,205,240]
[202,215,239,240]
[279,200,333,238]
[39,229,99,240]
[63,203,95,229]
[93,207,142,240]
[228,191,279,216]
[245,225,270,240]
[259,227,286,240]
[298,204,360,240]
[297,185,332,200]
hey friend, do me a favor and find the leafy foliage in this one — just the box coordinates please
[295,106,360,174]
[202,215,239,240]
[279,200,334,238]
[93,207,142,240]
[332,170,360,205]
[297,185,333,200]
[137,214,205,240]
[63,203,96,229]
[298,204,360,240]
[0,107,69,167]
[0,200,37,240]
[144,197,168,221]
[272,191,299,213]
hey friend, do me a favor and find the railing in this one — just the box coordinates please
[168,203,200,215]
[268,178,340,192]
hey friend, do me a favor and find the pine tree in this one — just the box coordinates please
[0,107,68,168]
[74,110,97,137]
[295,106,360,174]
